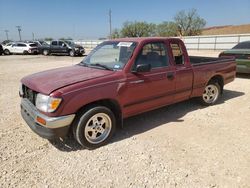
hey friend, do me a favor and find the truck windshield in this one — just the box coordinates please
[80,41,137,70]
[65,40,75,46]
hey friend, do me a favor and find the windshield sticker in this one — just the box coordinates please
[117,42,133,47]
[114,65,121,69]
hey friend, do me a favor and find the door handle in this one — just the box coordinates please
[129,80,144,84]
[167,72,175,80]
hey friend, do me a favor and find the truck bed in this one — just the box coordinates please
[189,56,233,66]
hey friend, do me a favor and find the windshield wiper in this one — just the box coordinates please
[79,62,89,67]
[89,63,113,71]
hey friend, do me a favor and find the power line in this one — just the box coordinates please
[16,26,22,41]
[109,9,112,39]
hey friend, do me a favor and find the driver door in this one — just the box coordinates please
[121,41,176,117]
[58,41,68,53]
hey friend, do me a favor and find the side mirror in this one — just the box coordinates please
[134,64,151,73]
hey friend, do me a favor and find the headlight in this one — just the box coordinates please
[35,93,62,113]
[19,83,24,96]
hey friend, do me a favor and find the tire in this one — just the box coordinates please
[69,50,75,57]
[199,81,221,106]
[4,49,10,55]
[43,49,49,56]
[73,106,116,149]
[23,50,28,55]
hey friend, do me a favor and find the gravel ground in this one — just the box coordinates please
[0,52,250,188]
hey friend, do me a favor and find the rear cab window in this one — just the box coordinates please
[170,43,185,66]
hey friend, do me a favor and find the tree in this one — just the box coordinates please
[59,37,73,40]
[120,21,156,37]
[110,29,121,39]
[44,37,53,41]
[174,9,206,36]
[156,21,179,37]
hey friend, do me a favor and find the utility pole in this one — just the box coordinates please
[4,30,9,40]
[16,26,22,41]
[109,9,112,39]
[32,32,35,41]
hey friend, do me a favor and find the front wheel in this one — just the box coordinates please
[73,106,116,149]
[43,49,49,56]
[69,50,75,57]
[4,49,10,55]
[199,81,221,106]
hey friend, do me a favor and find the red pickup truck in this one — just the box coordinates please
[20,37,236,148]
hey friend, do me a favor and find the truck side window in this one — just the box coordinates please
[51,41,57,46]
[58,41,66,47]
[170,43,184,65]
[134,42,168,70]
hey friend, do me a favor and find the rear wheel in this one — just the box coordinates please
[23,50,28,55]
[73,106,116,149]
[43,49,49,56]
[199,81,221,105]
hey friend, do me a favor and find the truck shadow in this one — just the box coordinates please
[112,89,244,143]
[50,89,244,152]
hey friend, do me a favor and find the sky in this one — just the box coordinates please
[0,0,249,41]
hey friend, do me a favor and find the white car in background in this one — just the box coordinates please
[3,42,39,55]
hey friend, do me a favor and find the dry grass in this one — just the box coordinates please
[202,24,250,35]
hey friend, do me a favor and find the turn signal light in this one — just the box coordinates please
[36,116,46,125]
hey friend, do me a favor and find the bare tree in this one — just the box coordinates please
[174,9,206,36]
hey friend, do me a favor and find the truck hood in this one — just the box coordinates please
[21,65,114,94]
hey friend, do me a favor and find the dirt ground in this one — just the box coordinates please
[0,51,250,188]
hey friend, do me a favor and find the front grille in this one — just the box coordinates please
[23,85,37,105]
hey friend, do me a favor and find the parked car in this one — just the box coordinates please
[1,40,13,45]
[0,44,3,55]
[39,40,85,56]
[20,37,236,149]
[3,42,39,55]
[219,41,250,73]
[30,40,49,47]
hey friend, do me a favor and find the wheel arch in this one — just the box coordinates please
[208,74,224,94]
[75,99,123,128]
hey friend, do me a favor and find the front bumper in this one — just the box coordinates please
[74,48,85,55]
[21,98,75,139]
